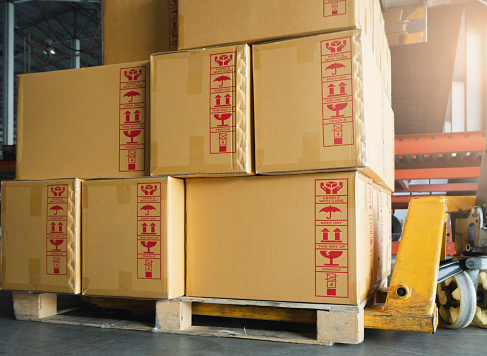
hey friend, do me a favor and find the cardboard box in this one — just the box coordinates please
[186,172,389,305]
[253,30,394,191]
[150,44,253,177]
[17,61,150,180]
[103,0,178,65]
[1,179,81,294]
[82,177,185,299]
[178,0,391,97]
[372,182,392,282]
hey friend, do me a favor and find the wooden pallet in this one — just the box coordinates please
[12,292,366,346]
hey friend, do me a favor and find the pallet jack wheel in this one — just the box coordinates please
[473,270,487,328]
[436,271,476,329]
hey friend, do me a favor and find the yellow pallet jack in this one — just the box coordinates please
[364,195,487,332]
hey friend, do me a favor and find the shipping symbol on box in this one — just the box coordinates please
[323,0,347,17]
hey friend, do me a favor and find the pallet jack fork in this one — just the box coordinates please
[365,195,487,333]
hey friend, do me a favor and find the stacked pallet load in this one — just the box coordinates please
[0,0,394,346]
[1,52,185,301]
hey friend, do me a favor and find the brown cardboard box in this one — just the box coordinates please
[82,177,185,299]
[372,182,392,282]
[186,172,388,305]
[103,0,178,65]
[1,179,81,294]
[178,0,391,97]
[253,30,394,191]
[17,61,150,180]
[150,44,253,177]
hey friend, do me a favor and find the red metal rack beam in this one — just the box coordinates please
[395,167,481,180]
[395,131,486,155]
[395,183,478,193]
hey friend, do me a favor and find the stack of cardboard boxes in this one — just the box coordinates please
[1,0,393,307]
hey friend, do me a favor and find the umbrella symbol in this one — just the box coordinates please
[319,205,342,219]
[50,205,64,215]
[213,75,231,87]
[325,62,346,75]
[140,205,156,215]
[123,90,141,103]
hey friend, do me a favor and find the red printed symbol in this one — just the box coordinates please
[328,83,347,96]
[144,259,153,278]
[215,54,233,66]
[50,239,63,251]
[333,124,343,144]
[215,94,231,107]
[140,204,156,215]
[321,228,342,242]
[320,250,343,265]
[141,223,157,234]
[123,90,141,103]
[123,130,141,144]
[141,241,157,253]
[141,184,157,196]
[51,186,65,197]
[319,205,342,219]
[214,113,232,126]
[50,205,64,215]
[326,62,346,75]
[214,75,231,87]
[124,69,142,81]
[50,222,63,233]
[320,181,343,194]
[325,274,337,296]
[53,257,61,274]
[327,103,348,118]
[325,40,346,53]
[127,150,137,170]
[124,110,141,122]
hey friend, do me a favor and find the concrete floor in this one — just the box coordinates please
[0,290,484,355]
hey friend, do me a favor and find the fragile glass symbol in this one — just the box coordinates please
[123,130,141,144]
[141,241,157,253]
[320,251,343,265]
[327,103,348,118]
[50,239,63,251]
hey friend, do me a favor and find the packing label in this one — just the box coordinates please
[119,66,146,173]
[46,184,68,275]
[315,179,349,298]
[137,182,162,280]
[323,0,347,17]
[209,52,237,155]
[320,36,354,148]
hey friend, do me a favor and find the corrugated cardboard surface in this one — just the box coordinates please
[17,61,150,180]
[253,30,394,191]
[372,183,392,282]
[151,44,253,177]
[178,0,391,98]
[82,177,185,299]
[0,179,81,294]
[103,0,178,65]
[186,172,386,305]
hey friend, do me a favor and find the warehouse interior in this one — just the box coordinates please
[0,0,487,353]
